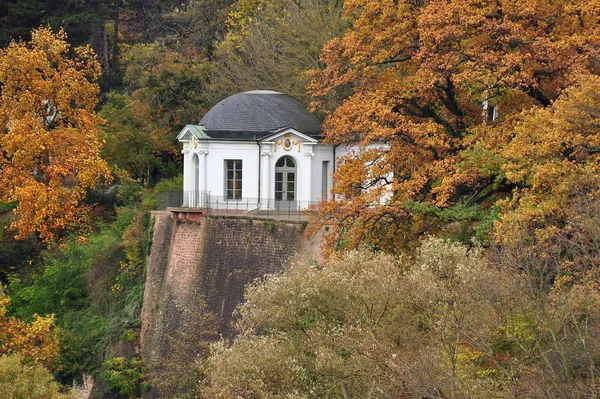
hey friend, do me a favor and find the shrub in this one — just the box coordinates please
[0,354,74,398]
[100,356,148,398]
[202,238,600,398]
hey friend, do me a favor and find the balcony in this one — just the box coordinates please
[156,191,317,221]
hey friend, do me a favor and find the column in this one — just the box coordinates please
[199,150,209,207]
[302,145,314,209]
[260,146,271,209]
[181,149,190,206]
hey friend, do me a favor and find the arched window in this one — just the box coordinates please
[275,156,296,168]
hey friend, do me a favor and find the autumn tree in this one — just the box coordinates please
[210,0,347,104]
[0,293,61,371]
[488,76,600,287]
[308,0,600,252]
[0,27,111,242]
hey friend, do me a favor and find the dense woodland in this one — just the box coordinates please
[0,0,599,397]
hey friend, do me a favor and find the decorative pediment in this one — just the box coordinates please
[176,124,210,141]
[260,128,318,153]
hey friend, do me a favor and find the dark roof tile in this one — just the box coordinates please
[199,90,322,136]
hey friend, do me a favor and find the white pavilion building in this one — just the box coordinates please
[177,90,340,210]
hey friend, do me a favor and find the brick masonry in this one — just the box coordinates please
[199,216,307,335]
[140,211,322,397]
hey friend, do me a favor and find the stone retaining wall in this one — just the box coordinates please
[140,211,322,398]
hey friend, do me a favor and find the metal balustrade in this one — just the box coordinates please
[156,191,318,220]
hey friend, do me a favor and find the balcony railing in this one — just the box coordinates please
[156,191,318,220]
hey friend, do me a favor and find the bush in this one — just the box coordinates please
[202,238,600,398]
[100,356,148,398]
[0,219,40,285]
[0,354,74,398]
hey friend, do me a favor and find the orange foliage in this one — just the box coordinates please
[0,294,61,371]
[308,0,600,253]
[0,27,111,242]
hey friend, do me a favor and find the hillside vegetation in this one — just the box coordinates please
[0,0,599,398]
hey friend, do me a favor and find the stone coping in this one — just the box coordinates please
[151,208,308,224]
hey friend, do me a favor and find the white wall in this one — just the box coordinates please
[311,144,335,203]
[182,136,368,209]
[203,141,260,200]
[182,141,261,208]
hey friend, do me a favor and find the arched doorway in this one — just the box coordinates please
[275,156,296,208]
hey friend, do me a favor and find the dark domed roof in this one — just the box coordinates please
[199,90,321,139]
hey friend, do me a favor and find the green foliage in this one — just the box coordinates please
[100,38,213,186]
[8,230,120,319]
[8,258,88,319]
[100,356,148,398]
[401,200,500,245]
[121,42,212,123]
[111,206,140,234]
[141,175,183,210]
[0,202,16,211]
[116,179,146,208]
[0,0,45,47]
[56,310,108,378]
[0,354,74,399]
[0,0,108,49]
[100,92,175,186]
[7,202,150,381]
[161,0,235,55]
[83,172,145,220]
[263,220,277,234]
[300,220,308,231]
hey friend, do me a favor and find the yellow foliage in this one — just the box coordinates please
[495,76,600,280]
[0,27,111,242]
[0,293,61,371]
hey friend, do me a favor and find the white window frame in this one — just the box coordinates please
[225,159,242,200]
